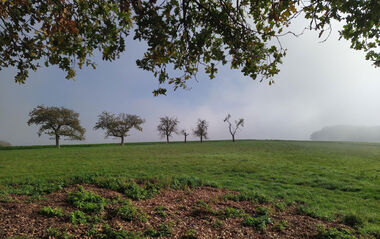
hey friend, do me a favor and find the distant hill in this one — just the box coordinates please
[310,125,380,142]
[0,140,11,147]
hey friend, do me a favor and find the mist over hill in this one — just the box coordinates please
[0,140,11,147]
[310,125,380,142]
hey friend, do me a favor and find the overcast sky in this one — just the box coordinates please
[1,19,379,146]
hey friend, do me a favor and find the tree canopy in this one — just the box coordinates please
[1,0,378,95]
[94,112,145,146]
[27,105,86,148]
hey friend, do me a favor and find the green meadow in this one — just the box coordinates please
[0,140,379,235]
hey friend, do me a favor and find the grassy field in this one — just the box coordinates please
[0,140,379,236]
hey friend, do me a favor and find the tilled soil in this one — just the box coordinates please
[0,185,351,238]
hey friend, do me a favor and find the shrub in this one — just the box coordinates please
[39,206,64,217]
[117,199,147,222]
[316,227,356,239]
[70,210,88,224]
[67,186,106,213]
[242,215,272,231]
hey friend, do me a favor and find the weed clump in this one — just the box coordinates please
[117,199,147,222]
[217,207,245,219]
[242,215,272,231]
[155,205,169,218]
[342,213,365,228]
[144,222,173,237]
[124,181,160,200]
[95,224,144,239]
[39,206,64,217]
[69,210,89,224]
[191,200,215,218]
[316,227,356,239]
[224,191,269,203]
[67,186,106,213]
[273,220,288,232]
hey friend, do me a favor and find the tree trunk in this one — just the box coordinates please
[232,134,235,142]
[120,136,124,146]
[200,135,203,143]
[55,135,60,149]
[166,135,169,143]
[184,135,187,143]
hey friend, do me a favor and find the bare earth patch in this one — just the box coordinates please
[0,185,352,238]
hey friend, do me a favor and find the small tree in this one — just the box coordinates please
[157,116,179,143]
[223,114,244,142]
[94,112,145,146]
[27,105,85,148]
[193,119,208,143]
[181,129,190,143]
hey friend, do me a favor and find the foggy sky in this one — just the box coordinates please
[1,19,379,146]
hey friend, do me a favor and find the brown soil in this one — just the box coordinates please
[0,185,351,238]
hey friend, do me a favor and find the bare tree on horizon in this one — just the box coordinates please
[157,116,179,143]
[224,114,244,142]
[181,129,190,143]
[193,119,208,143]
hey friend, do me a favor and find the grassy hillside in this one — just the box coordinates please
[0,140,379,235]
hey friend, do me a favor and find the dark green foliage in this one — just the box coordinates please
[316,227,356,239]
[45,227,73,239]
[181,229,197,239]
[273,220,288,232]
[274,202,286,212]
[212,219,223,228]
[217,207,245,219]
[155,206,169,218]
[26,195,48,203]
[224,191,269,204]
[95,225,144,239]
[123,181,160,200]
[342,213,365,228]
[0,194,12,203]
[69,210,88,224]
[39,206,64,217]
[191,200,215,217]
[297,205,332,221]
[242,215,273,231]
[256,206,270,216]
[117,199,147,222]
[169,176,209,190]
[144,223,173,237]
[67,186,106,213]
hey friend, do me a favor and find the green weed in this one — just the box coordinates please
[67,186,106,213]
[39,206,64,217]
